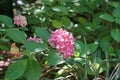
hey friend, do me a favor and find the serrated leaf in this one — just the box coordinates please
[100,13,114,22]
[111,29,120,42]
[35,28,50,42]
[24,41,47,52]
[46,50,63,66]
[52,20,62,28]
[7,29,27,44]
[5,60,27,80]
[24,59,42,80]
[0,15,13,27]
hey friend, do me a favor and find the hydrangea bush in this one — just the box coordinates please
[0,0,120,80]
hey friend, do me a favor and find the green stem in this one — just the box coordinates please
[105,52,109,80]
[83,37,88,80]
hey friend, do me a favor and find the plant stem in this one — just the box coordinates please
[83,37,88,80]
[105,52,109,80]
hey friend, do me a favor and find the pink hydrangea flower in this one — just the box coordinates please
[14,15,27,27]
[48,28,74,58]
[27,37,40,43]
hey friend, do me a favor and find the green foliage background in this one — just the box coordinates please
[0,0,120,80]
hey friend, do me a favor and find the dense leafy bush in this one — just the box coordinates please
[0,0,120,80]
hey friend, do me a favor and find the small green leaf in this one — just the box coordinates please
[26,16,39,24]
[35,28,50,42]
[52,20,62,28]
[7,29,27,44]
[100,13,114,22]
[78,17,87,25]
[87,63,103,75]
[5,60,27,80]
[46,50,63,66]
[0,15,13,27]
[87,42,98,55]
[75,41,86,58]
[111,29,120,42]
[52,6,67,13]
[24,59,42,80]
[61,17,71,27]
[24,41,47,52]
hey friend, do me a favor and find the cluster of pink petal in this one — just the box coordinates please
[14,15,27,27]
[0,59,11,71]
[48,28,74,58]
[27,37,40,43]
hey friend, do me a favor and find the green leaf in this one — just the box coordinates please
[75,41,86,58]
[100,13,114,22]
[87,63,103,75]
[41,0,52,5]
[5,60,27,80]
[108,1,119,8]
[35,28,50,42]
[26,16,39,24]
[52,20,62,28]
[112,8,120,18]
[52,6,67,13]
[24,41,48,52]
[0,15,13,27]
[111,29,120,42]
[87,42,98,55]
[0,44,9,50]
[61,17,71,27]
[46,50,63,66]
[115,18,120,24]
[24,59,42,80]
[7,29,27,44]
[78,17,87,25]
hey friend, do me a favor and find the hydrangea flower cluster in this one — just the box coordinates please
[27,37,40,43]
[48,28,74,58]
[14,15,27,27]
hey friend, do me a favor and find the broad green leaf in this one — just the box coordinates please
[24,41,48,52]
[46,50,63,66]
[87,42,98,55]
[112,8,120,18]
[61,17,71,27]
[115,18,120,24]
[7,29,27,44]
[108,1,119,8]
[35,28,50,42]
[5,60,27,80]
[0,15,13,27]
[24,59,42,80]
[100,13,114,22]
[52,20,62,28]
[111,29,120,42]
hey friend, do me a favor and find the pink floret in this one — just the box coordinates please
[48,28,74,58]
[27,37,40,43]
[14,15,27,27]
